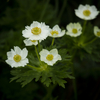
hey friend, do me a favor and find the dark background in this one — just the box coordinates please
[0,0,100,100]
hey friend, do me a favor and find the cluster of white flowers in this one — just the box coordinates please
[6,21,65,67]
[6,4,100,68]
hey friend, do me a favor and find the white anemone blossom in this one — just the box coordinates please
[22,21,50,40]
[75,4,99,20]
[5,46,29,68]
[94,26,100,37]
[23,39,41,46]
[49,25,65,38]
[66,23,82,37]
[39,49,62,66]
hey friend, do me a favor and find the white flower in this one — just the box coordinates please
[22,21,50,40]
[5,46,29,68]
[49,25,65,38]
[94,26,100,37]
[39,49,61,66]
[66,23,82,37]
[75,4,99,20]
[23,39,42,46]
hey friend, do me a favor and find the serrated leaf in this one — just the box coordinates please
[43,78,51,87]
[67,74,75,79]
[21,76,34,87]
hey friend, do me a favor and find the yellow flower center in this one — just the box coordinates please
[72,28,77,34]
[97,31,100,36]
[51,30,59,35]
[31,40,37,42]
[46,54,54,61]
[13,54,21,62]
[31,27,41,35]
[83,10,91,16]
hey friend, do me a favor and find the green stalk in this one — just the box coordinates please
[42,83,57,100]
[34,45,41,64]
[83,37,97,46]
[78,20,87,45]
[51,38,55,46]
[27,64,39,70]
[82,20,87,34]
[38,40,40,52]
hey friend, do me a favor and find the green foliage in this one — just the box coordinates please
[0,0,60,61]
[0,30,24,60]
[0,0,59,30]
[10,51,74,88]
[77,22,100,62]
[1,0,100,99]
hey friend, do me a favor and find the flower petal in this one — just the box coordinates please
[14,46,21,55]
[21,48,28,59]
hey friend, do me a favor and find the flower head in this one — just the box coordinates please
[5,46,29,68]
[39,49,61,66]
[75,4,99,20]
[22,21,50,40]
[49,25,65,38]
[66,23,82,37]
[23,39,41,46]
[94,26,100,37]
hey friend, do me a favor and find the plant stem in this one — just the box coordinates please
[34,45,41,64]
[42,83,57,100]
[38,40,40,52]
[27,64,39,70]
[83,37,97,46]
[51,38,55,46]
[82,20,87,34]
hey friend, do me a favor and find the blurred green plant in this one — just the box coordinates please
[0,0,100,100]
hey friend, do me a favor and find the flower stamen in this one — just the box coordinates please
[46,54,54,61]
[97,31,100,36]
[51,30,59,36]
[72,28,78,34]
[31,27,41,35]
[31,40,37,42]
[83,10,91,16]
[13,54,21,62]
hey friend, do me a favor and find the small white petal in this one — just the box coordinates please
[50,49,58,56]
[7,51,15,60]
[24,39,33,46]
[21,48,28,59]
[14,46,21,55]
[5,60,15,68]
[39,49,49,56]
[20,58,29,67]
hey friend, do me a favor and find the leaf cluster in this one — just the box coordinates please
[10,50,74,88]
